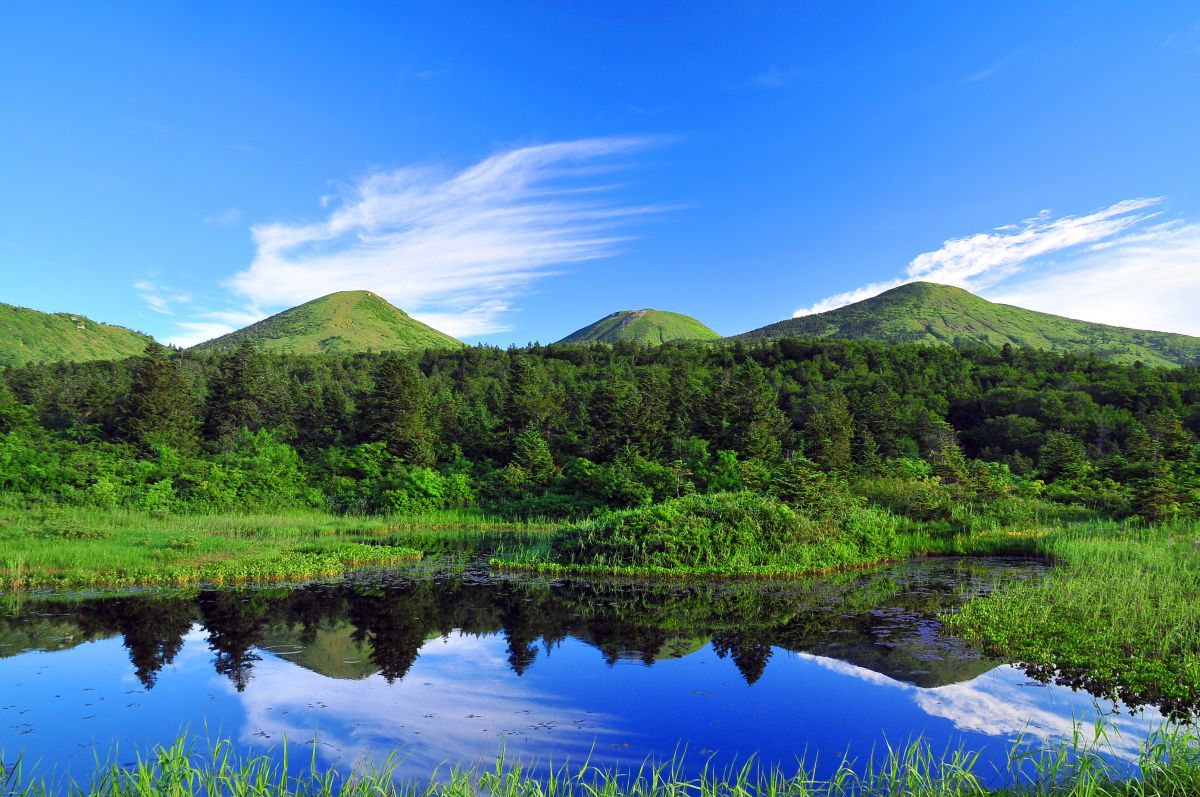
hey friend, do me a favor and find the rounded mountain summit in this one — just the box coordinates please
[189,291,463,355]
[557,309,720,346]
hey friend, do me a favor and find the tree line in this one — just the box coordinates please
[1,338,1197,522]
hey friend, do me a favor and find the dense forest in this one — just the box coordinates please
[1,338,1198,525]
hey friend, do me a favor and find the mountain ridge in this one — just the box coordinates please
[6,282,1200,368]
[733,282,1200,367]
[0,302,154,367]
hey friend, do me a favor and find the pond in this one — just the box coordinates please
[0,557,1167,788]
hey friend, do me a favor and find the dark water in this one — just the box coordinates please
[0,558,1164,786]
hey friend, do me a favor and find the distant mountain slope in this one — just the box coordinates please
[735,282,1200,367]
[0,303,153,367]
[557,309,721,346]
[189,290,462,355]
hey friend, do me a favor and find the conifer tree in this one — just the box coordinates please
[730,360,791,464]
[119,342,198,452]
[1038,431,1090,481]
[0,377,30,433]
[1132,454,1180,522]
[204,341,270,442]
[511,424,557,484]
[359,352,435,466]
[803,386,853,471]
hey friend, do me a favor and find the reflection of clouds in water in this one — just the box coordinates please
[795,653,1163,762]
[236,632,624,779]
[792,653,902,689]
[917,669,1161,762]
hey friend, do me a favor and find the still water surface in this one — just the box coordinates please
[0,558,1165,786]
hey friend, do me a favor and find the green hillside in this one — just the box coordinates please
[557,309,721,346]
[735,282,1200,367]
[0,303,154,367]
[189,290,462,355]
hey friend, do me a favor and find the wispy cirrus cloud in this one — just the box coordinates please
[961,51,1020,84]
[791,197,1200,334]
[136,278,258,347]
[212,137,668,340]
[134,279,192,316]
[987,220,1200,335]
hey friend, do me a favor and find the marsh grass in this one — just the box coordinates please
[0,505,567,592]
[945,519,1200,718]
[1,724,1199,796]
[0,504,564,592]
[0,507,404,591]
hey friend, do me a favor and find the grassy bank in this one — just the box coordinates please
[0,506,558,591]
[2,727,1198,796]
[945,519,1200,718]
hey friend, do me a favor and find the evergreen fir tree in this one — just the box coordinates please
[204,341,270,442]
[118,342,198,452]
[358,352,435,466]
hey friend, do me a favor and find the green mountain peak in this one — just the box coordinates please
[557,309,721,346]
[189,290,462,355]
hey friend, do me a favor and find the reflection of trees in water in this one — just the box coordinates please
[76,597,194,688]
[6,559,1068,702]
[712,630,773,685]
[346,586,433,682]
[198,591,272,692]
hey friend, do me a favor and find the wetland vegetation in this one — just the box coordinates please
[1,338,1199,791]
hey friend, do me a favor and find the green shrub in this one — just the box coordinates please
[857,475,955,523]
[549,491,904,574]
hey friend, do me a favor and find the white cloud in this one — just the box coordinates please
[796,654,1164,764]
[221,137,667,339]
[904,198,1161,288]
[135,280,194,317]
[987,221,1200,335]
[790,198,1200,335]
[234,633,626,779]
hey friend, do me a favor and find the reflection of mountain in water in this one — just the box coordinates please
[259,620,380,680]
[0,616,101,658]
[0,559,1041,697]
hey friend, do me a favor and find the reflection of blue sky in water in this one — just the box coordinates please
[231,634,1167,784]
[0,625,1170,788]
[233,633,627,777]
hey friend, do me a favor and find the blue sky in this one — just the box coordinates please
[2,2,1199,346]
